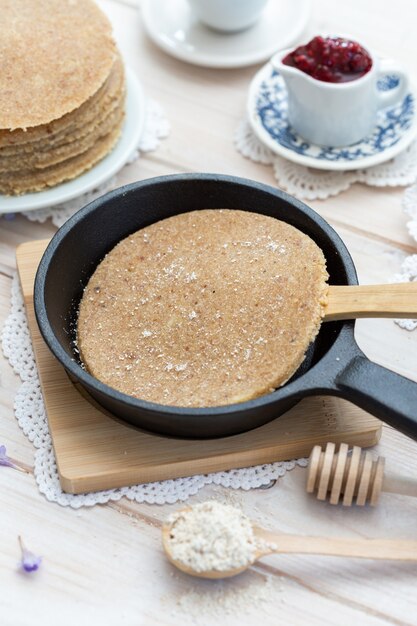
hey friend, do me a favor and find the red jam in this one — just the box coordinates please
[282,36,373,83]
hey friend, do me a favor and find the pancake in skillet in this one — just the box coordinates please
[77,209,329,407]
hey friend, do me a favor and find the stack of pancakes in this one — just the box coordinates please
[0,0,126,195]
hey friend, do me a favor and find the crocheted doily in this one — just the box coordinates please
[1,275,306,508]
[9,99,170,228]
[235,119,417,201]
[392,183,417,331]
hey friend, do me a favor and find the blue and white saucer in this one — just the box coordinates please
[248,63,417,171]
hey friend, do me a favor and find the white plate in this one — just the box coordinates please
[141,0,311,69]
[248,63,417,171]
[0,68,145,213]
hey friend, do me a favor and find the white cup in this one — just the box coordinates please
[271,40,409,147]
[187,0,268,33]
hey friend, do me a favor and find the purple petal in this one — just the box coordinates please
[0,445,26,472]
[18,537,42,573]
[0,445,14,468]
[22,552,42,572]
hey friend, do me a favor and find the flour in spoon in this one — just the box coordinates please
[166,501,257,573]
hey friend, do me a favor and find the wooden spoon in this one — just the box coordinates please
[162,513,417,579]
[324,283,417,321]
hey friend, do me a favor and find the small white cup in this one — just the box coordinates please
[271,40,409,147]
[187,0,268,33]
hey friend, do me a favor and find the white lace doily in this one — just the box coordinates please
[235,119,417,201]
[1,275,306,508]
[6,99,170,228]
[403,182,417,243]
[392,183,417,330]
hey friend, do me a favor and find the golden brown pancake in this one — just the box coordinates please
[0,117,123,194]
[0,4,126,196]
[0,0,116,131]
[0,97,125,172]
[0,55,125,151]
[77,210,329,408]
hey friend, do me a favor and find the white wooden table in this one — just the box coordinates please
[1,1,417,624]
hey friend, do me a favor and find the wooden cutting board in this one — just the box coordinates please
[16,239,381,494]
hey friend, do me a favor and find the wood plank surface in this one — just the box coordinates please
[1,0,417,624]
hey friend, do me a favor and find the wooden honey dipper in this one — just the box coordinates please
[307,442,417,506]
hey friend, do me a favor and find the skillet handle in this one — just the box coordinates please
[336,355,417,441]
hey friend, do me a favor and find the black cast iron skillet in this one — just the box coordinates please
[34,174,417,440]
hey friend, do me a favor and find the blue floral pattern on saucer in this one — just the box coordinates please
[249,64,417,170]
[377,74,400,91]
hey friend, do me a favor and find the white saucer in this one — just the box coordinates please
[0,68,145,214]
[248,63,417,171]
[141,0,311,69]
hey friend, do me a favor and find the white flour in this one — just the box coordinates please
[166,501,257,573]
[173,573,280,622]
